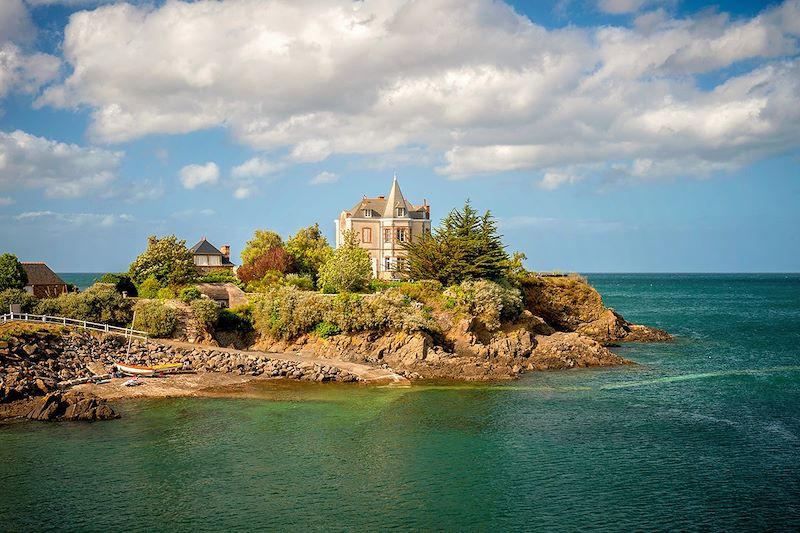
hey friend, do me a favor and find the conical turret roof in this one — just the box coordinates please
[382,176,411,217]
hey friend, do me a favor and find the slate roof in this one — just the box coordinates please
[345,178,428,219]
[195,283,248,307]
[190,238,222,255]
[21,263,67,286]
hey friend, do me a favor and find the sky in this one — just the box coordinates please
[0,0,798,273]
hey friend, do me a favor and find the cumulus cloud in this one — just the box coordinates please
[0,130,123,198]
[179,162,219,189]
[36,0,800,186]
[0,0,36,44]
[538,171,582,190]
[598,0,648,15]
[309,171,338,185]
[231,157,281,179]
[0,196,14,206]
[233,186,254,199]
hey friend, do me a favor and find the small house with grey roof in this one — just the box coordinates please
[335,177,431,280]
[189,238,235,274]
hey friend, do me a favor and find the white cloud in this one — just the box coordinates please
[0,0,35,44]
[0,130,123,198]
[309,171,338,185]
[35,0,800,184]
[538,171,582,190]
[179,162,219,189]
[598,0,648,15]
[231,157,281,178]
[233,186,254,199]
[0,196,14,205]
[0,43,60,99]
[15,210,132,227]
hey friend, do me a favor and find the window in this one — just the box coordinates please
[396,207,406,217]
[363,209,373,217]
[210,255,222,266]
[362,227,372,243]
[385,257,391,271]
[395,228,407,242]
[384,228,392,243]
[196,255,209,266]
[396,257,405,271]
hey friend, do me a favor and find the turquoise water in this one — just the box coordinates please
[1,274,799,531]
[58,273,104,291]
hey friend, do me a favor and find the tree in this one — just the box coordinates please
[241,230,283,266]
[286,223,333,283]
[128,235,196,286]
[402,201,509,285]
[99,272,138,297]
[237,246,295,283]
[317,230,372,293]
[0,253,27,291]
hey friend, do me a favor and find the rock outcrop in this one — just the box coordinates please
[25,391,118,421]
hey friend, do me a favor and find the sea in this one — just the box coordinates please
[1,274,798,531]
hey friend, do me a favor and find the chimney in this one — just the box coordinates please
[220,245,230,259]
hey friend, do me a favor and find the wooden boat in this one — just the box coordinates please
[115,362,156,376]
[152,363,183,373]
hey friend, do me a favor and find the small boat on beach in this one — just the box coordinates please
[152,363,183,373]
[115,362,156,376]
[123,377,142,387]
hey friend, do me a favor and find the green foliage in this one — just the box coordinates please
[179,286,202,302]
[251,286,436,340]
[196,271,244,289]
[241,229,284,266]
[99,273,138,297]
[0,288,36,313]
[284,273,315,291]
[32,283,134,326]
[313,321,341,338]
[137,277,161,299]
[286,224,333,284]
[370,280,403,292]
[245,270,286,293]
[317,230,372,293]
[133,301,177,338]
[190,298,218,331]
[216,305,254,333]
[402,201,509,285]
[0,253,28,291]
[128,235,196,286]
[444,279,523,331]
[156,287,177,300]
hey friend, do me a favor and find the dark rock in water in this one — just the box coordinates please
[24,391,119,422]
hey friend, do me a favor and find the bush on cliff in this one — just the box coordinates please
[32,284,133,326]
[444,279,523,331]
[133,301,177,338]
[156,287,176,300]
[217,305,254,333]
[179,286,201,302]
[0,288,36,313]
[137,277,161,299]
[251,286,436,341]
[191,299,218,331]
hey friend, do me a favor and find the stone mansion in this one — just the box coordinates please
[335,177,431,280]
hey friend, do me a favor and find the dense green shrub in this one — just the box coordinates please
[252,286,436,341]
[0,254,28,291]
[216,305,254,333]
[286,224,332,285]
[137,277,161,299]
[156,287,177,300]
[284,273,314,291]
[196,271,245,289]
[29,283,133,326]
[191,298,218,331]
[313,321,341,338]
[245,270,285,293]
[0,288,36,313]
[133,301,177,338]
[99,273,138,297]
[444,279,522,331]
[179,286,201,302]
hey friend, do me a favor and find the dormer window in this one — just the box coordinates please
[396,207,406,217]
[363,209,373,217]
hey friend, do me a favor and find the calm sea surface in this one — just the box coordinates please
[2,274,799,531]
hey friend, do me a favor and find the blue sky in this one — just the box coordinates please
[0,0,798,273]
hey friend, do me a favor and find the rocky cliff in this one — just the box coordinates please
[255,275,669,380]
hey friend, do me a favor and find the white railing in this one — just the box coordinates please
[0,313,148,340]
